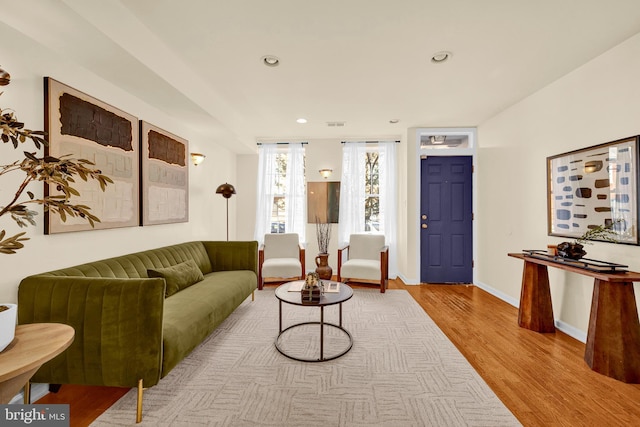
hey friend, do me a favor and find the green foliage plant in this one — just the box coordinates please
[0,67,112,254]
[574,219,623,245]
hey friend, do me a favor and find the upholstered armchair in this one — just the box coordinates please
[258,233,305,289]
[337,234,389,293]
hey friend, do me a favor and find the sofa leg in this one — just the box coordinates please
[136,379,144,423]
[252,290,255,301]
[23,381,30,404]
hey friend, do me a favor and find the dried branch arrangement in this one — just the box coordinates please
[315,217,332,254]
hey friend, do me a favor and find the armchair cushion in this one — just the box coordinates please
[262,258,302,279]
[148,259,204,297]
[340,259,381,281]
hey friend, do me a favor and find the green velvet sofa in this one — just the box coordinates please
[18,240,258,422]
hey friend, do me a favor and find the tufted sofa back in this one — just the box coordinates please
[41,241,213,278]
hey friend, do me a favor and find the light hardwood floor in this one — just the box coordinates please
[36,279,640,426]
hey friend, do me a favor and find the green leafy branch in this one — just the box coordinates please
[1,80,112,254]
[575,219,623,245]
[1,104,47,149]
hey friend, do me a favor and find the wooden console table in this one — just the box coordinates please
[508,252,640,383]
[0,323,74,403]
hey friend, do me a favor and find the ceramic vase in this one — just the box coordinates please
[0,303,17,352]
[315,253,333,279]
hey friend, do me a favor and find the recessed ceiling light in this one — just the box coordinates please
[431,51,452,64]
[389,119,399,124]
[261,55,280,67]
[296,118,307,124]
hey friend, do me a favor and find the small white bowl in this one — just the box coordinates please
[0,303,17,352]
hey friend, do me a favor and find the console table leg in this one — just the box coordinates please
[518,261,555,333]
[585,279,640,383]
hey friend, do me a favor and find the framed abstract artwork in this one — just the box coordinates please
[307,181,340,223]
[140,121,189,225]
[44,77,140,234]
[547,136,639,244]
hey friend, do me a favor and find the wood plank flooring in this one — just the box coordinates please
[36,279,640,426]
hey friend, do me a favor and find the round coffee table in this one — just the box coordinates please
[275,281,353,362]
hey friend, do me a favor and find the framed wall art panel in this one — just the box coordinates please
[547,136,640,244]
[44,77,140,234]
[140,121,189,226]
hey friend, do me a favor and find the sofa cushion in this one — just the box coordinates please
[148,260,204,297]
[161,270,257,376]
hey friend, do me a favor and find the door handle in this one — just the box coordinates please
[422,224,428,229]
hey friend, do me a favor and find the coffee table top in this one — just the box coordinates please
[275,281,353,306]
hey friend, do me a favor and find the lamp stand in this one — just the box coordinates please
[225,198,229,241]
[215,182,236,242]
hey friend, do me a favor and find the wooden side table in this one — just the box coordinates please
[0,323,74,403]
[509,253,640,383]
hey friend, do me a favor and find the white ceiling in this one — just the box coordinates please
[3,0,640,154]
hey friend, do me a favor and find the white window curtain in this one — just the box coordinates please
[254,143,306,245]
[338,142,367,245]
[378,141,398,278]
[338,141,397,278]
[254,144,279,245]
[285,143,306,242]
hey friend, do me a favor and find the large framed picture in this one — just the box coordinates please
[547,136,639,244]
[44,77,140,234]
[140,121,189,226]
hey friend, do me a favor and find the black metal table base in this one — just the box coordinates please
[275,321,353,362]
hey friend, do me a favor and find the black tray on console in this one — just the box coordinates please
[522,250,628,273]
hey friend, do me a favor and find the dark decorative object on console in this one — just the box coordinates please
[556,242,587,259]
[556,219,622,259]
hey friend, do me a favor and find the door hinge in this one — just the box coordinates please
[472,213,475,220]
[472,165,475,173]
[472,260,475,268]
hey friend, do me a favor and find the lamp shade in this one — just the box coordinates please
[190,152,206,166]
[216,183,236,199]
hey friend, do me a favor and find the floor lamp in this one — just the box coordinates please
[216,183,236,241]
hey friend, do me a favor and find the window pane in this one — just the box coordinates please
[269,153,288,234]
[365,151,380,231]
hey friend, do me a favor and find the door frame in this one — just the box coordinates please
[414,128,477,284]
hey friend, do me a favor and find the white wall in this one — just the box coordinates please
[0,24,235,303]
[476,33,640,338]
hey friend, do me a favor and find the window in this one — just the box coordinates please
[254,143,306,244]
[271,153,287,234]
[338,141,397,277]
[365,151,380,231]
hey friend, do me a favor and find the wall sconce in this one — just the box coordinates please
[319,169,332,179]
[0,66,10,86]
[190,153,206,166]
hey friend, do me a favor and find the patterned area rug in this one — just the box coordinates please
[91,288,520,426]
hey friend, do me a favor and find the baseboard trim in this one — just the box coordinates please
[474,280,519,308]
[474,280,587,344]
[10,383,49,404]
[398,273,419,285]
[554,320,587,343]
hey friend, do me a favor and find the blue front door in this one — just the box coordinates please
[420,156,473,283]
